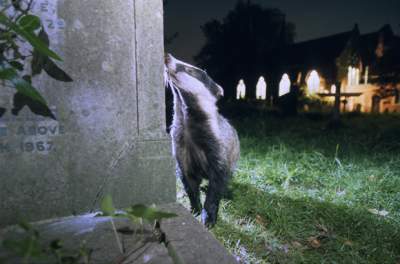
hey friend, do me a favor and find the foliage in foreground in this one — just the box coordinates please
[98,195,178,256]
[182,113,400,263]
[0,221,92,264]
[0,0,72,119]
[0,196,177,264]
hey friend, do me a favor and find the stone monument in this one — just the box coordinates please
[0,0,175,227]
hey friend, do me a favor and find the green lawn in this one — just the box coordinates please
[179,112,400,263]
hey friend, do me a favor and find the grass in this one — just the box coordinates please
[177,110,400,263]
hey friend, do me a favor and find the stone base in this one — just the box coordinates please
[0,203,237,264]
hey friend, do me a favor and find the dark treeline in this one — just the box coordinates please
[194,0,296,101]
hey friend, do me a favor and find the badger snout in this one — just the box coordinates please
[164,53,176,72]
[164,53,171,66]
[164,53,175,88]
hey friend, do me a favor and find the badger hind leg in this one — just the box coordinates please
[202,164,230,227]
[182,176,202,216]
[180,172,202,216]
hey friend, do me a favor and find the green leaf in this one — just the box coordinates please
[0,66,49,107]
[44,58,73,82]
[100,195,116,216]
[31,49,45,75]
[18,221,33,232]
[12,91,55,120]
[11,0,21,10]
[18,15,41,32]
[11,44,22,59]
[38,28,50,46]
[2,239,26,256]
[9,60,24,71]
[127,214,141,225]
[0,12,62,61]
[13,78,48,106]
[3,237,43,258]
[22,75,31,83]
[31,30,49,76]
[31,29,72,81]
[0,67,16,79]
[49,239,63,251]
[127,204,178,221]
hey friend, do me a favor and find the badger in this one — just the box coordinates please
[164,54,240,227]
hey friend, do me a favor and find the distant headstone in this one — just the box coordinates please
[0,0,175,227]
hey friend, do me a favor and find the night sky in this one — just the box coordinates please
[164,0,400,63]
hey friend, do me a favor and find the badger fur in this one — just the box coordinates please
[164,54,240,227]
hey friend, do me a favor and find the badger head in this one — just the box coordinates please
[164,54,224,101]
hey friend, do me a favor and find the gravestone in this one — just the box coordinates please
[0,0,175,227]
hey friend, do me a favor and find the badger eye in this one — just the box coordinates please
[186,68,195,75]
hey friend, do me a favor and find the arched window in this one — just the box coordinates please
[364,66,369,85]
[331,85,337,94]
[256,76,267,100]
[306,70,320,95]
[348,66,360,86]
[236,79,246,99]
[279,74,291,97]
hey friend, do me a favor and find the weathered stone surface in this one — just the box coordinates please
[160,203,239,264]
[0,214,174,264]
[121,242,173,264]
[0,204,236,264]
[0,0,175,227]
[135,0,167,141]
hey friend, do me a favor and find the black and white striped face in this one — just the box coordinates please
[165,54,224,100]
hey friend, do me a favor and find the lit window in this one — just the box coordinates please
[331,85,336,94]
[355,68,360,85]
[256,76,267,100]
[348,66,360,86]
[279,74,291,97]
[236,79,246,99]
[306,70,320,94]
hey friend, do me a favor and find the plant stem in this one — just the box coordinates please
[110,218,123,254]
[22,236,33,264]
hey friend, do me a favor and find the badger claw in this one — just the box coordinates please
[201,209,216,228]
[191,207,201,217]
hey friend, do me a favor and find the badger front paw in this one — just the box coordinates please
[191,206,202,217]
[201,208,216,228]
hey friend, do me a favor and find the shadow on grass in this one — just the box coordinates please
[214,182,400,264]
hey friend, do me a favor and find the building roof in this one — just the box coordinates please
[359,24,393,66]
[283,30,354,69]
[281,24,400,84]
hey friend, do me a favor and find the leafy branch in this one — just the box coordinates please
[0,0,72,119]
[98,195,177,254]
[1,221,92,264]
[0,196,177,263]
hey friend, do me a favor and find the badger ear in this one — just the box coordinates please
[217,85,224,98]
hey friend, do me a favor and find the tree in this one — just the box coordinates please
[195,0,295,101]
